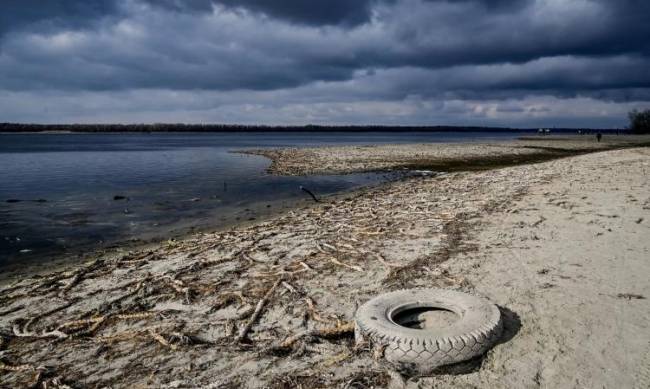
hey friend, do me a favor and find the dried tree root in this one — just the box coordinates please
[28,259,105,297]
[224,321,237,338]
[281,281,297,294]
[12,324,69,339]
[96,325,166,344]
[97,327,194,351]
[298,262,313,271]
[266,322,355,353]
[329,257,363,272]
[11,299,82,339]
[319,242,337,252]
[12,310,158,341]
[0,363,72,389]
[58,269,86,297]
[33,374,73,389]
[304,297,327,323]
[254,268,308,278]
[59,311,157,337]
[149,329,177,351]
[116,312,157,320]
[56,317,105,332]
[28,274,68,294]
[322,352,352,367]
[235,278,283,343]
[373,253,399,271]
[119,250,155,263]
[0,361,34,372]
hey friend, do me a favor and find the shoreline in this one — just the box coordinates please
[0,171,404,285]
[0,140,648,388]
[0,193,327,285]
[0,136,586,282]
[241,135,650,176]
[1,136,625,283]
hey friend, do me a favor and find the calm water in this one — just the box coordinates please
[0,131,518,267]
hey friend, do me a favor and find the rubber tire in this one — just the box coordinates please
[355,288,502,373]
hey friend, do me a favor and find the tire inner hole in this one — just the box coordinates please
[392,307,459,330]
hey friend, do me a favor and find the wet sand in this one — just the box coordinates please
[0,139,649,388]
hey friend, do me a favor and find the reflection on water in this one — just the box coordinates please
[0,131,517,267]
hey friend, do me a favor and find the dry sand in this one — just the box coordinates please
[0,141,648,388]
[429,147,650,388]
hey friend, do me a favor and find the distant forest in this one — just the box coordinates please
[0,123,616,133]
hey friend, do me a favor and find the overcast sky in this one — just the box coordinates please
[1,0,649,127]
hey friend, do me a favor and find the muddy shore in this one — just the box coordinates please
[1,138,649,388]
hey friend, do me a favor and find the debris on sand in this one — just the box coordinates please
[0,155,549,387]
[239,138,647,176]
[1,142,649,388]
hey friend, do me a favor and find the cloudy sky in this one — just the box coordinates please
[1,0,649,127]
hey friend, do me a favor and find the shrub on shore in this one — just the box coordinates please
[628,109,650,133]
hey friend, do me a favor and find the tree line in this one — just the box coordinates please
[0,123,523,133]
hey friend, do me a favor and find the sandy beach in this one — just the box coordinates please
[1,140,649,388]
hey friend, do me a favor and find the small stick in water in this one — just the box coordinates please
[300,186,319,202]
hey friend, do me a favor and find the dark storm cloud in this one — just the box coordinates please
[0,0,118,37]
[305,56,650,104]
[141,0,215,13]
[191,0,524,26]
[214,0,386,26]
[376,0,650,68]
[147,0,524,26]
[139,0,391,26]
[0,0,649,126]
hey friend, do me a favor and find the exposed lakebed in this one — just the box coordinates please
[0,131,518,267]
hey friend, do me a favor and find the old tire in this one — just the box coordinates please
[355,288,502,373]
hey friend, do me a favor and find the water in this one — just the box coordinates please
[0,131,518,267]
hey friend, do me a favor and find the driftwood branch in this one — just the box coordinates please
[235,278,283,342]
[149,329,177,350]
[265,322,354,354]
[300,186,320,202]
[329,257,364,272]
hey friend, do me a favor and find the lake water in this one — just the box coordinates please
[0,131,519,268]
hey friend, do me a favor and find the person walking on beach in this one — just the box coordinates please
[596,132,602,142]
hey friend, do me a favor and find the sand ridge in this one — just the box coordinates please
[242,136,650,175]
